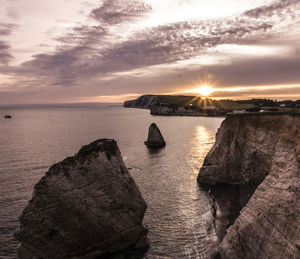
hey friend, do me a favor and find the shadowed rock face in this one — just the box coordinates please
[198,113,300,259]
[14,139,148,259]
[144,123,166,148]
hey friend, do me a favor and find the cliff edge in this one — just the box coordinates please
[198,113,300,258]
[15,139,148,259]
[124,95,158,109]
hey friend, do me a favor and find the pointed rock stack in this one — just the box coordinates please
[144,123,166,148]
[15,139,148,259]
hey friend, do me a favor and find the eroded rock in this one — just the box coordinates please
[144,123,166,148]
[198,113,300,259]
[15,139,148,259]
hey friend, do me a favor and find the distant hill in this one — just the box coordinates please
[124,95,300,117]
[124,95,254,109]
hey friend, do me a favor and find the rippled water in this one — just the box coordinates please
[0,106,223,258]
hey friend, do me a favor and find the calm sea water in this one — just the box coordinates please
[0,106,223,258]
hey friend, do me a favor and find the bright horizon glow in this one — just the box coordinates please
[190,85,214,97]
[212,84,300,92]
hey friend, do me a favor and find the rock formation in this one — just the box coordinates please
[15,139,148,259]
[198,113,300,259]
[144,123,166,148]
[124,95,158,109]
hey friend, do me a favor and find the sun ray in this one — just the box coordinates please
[190,85,214,97]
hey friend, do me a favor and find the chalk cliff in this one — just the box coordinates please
[198,113,300,259]
[124,95,158,109]
[15,139,148,259]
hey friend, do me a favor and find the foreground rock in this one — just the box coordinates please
[144,123,166,148]
[15,139,148,259]
[198,113,300,259]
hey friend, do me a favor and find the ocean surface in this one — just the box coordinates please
[0,106,223,258]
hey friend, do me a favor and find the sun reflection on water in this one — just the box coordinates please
[193,125,215,163]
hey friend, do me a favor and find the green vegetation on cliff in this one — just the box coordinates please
[124,94,300,117]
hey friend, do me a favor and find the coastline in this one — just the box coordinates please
[198,113,300,258]
[124,94,300,118]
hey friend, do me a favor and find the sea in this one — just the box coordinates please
[0,105,224,259]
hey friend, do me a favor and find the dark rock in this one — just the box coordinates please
[14,139,148,259]
[198,114,300,259]
[4,115,12,118]
[144,123,166,148]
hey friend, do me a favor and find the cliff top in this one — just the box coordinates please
[227,111,300,117]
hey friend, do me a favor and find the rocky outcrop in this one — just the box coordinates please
[124,95,158,109]
[15,139,148,259]
[144,123,166,148]
[198,113,300,259]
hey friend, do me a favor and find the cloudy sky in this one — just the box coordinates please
[0,0,300,103]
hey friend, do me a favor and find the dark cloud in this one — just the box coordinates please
[0,23,15,36]
[201,56,300,87]
[91,0,151,25]
[98,19,272,70]
[20,46,93,86]
[0,23,15,64]
[244,0,299,18]
[57,25,107,46]
[0,41,12,64]
[18,15,274,86]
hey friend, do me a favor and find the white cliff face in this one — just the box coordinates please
[198,113,300,259]
[198,114,292,185]
[15,139,148,259]
[124,95,158,109]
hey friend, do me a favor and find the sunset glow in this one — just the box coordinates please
[193,86,214,97]
[0,0,299,103]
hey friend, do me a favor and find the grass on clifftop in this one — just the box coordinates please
[156,95,255,110]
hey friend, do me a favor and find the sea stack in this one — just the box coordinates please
[144,123,166,148]
[198,113,300,258]
[15,139,148,258]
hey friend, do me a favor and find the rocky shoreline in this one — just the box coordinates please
[198,113,300,258]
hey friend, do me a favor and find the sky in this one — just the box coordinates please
[0,0,300,104]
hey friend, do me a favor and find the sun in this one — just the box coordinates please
[194,85,213,97]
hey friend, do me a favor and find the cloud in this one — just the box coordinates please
[0,23,15,36]
[57,25,107,46]
[0,23,15,64]
[95,54,300,96]
[98,19,272,70]
[202,55,300,87]
[0,0,300,103]
[0,41,12,64]
[244,0,299,18]
[13,13,275,86]
[91,0,151,25]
